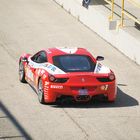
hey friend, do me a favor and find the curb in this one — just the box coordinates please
[54,0,140,65]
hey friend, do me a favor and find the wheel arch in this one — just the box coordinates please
[37,76,42,88]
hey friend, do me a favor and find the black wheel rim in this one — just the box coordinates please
[38,80,44,102]
[19,62,24,80]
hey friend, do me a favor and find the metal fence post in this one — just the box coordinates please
[121,0,125,27]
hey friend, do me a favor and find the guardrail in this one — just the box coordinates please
[120,0,140,27]
[104,0,114,21]
[82,0,140,28]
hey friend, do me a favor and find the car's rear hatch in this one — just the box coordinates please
[55,72,109,86]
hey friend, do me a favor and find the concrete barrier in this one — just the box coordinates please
[54,0,140,65]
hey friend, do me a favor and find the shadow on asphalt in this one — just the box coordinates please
[27,83,139,108]
[0,101,32,140]
[50,87,139,108]
[82,0,108,9]
[87,0,122,18]
[90,0,108,5]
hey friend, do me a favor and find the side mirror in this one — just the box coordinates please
[96,56,104,61]
[21,57,28,63]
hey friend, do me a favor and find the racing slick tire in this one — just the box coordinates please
[38,78,45,104]
[19,61,27,83]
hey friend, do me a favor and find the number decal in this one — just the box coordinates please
[26,67,34,81]
[105,85,108,91]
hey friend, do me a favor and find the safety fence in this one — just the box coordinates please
[104,0,114,20]
[82,0,140,29]
[120,0,140,27]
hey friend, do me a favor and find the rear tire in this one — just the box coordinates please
[19,61,27,83]
[38,79,45,104]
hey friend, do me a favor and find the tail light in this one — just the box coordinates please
[109,73,115,81]
[97,73,115,82]
[48,74,69,83]
[49,75,56,82]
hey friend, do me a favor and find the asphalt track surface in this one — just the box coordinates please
[0,0,140,140]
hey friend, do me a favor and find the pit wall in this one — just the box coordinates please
[54,0,140,65]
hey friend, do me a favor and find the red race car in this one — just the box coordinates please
[19,48,117,104]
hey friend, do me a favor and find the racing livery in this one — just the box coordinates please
[19,48,117,104]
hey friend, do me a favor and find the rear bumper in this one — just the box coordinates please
[43,81,117,102]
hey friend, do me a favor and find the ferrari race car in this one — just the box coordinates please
[19,48,117,104]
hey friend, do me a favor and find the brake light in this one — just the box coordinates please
[48,74,69,83]
[97,73,115,82]
[49,75,56,82]
[109,73,115,81]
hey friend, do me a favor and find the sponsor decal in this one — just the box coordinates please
[37,69,40,75]
[40,69,45,74]
[96,63,102,73]
[56,47,78,54]
[100,85,108,91]
[43,63,65,74]
[26,67,34,81]
[50,85,63,89]
[94,62,110,74]
[45,81,49,86]
[42,74,47,79]
[46,49,52,54]
[44,81,50,100]
[46,64,56,72]
[81,78,85,82]
[28,57,66,75]
[37,69,45,76]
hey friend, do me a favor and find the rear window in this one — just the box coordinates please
[53,55,96,72]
